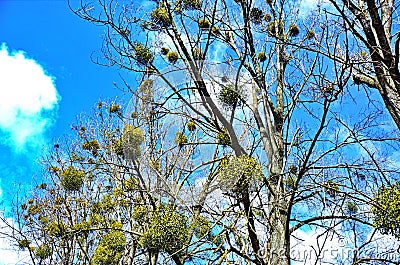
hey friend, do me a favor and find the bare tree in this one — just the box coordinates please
[324,0,400,129]
[1,0,400,264]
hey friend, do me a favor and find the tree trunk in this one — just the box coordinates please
[265,42,290,265]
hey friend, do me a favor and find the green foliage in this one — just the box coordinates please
[151,6,172,27]
[198,18,210,29]
[27,204,40,215]
[218,155,264,194]
[372,183,400,238]
[125,177,139,191]
[324,180,339,197]
[250,8,263,24]
[133,43,154,65]
[109,104,121,113]
[139,204,189,255]
[73,220,91,231]
[35,243,52,259]
[306,29,315,39]
[192,215,212,238]
[288,23,300,37]
[122,124,145,160]
[92,231,126,265]
[267,20,284,36]
[177,0,201,10]
[219,85,240,107]
[46,221,66,238]
[210,26,221,36]
[187,120,196,131]
[175,131,188,146]
[18,239,30,249]
[113,138,124,156]
[264,13,272,21]
[258,52,267,62]
[217,130,231,146]
[192,48,203,60]
[133,205,148,223]
[150,159,161,171]
[346,201,358,214]
[92,194,116,214]
[161,47,170,55]
[82,139,101,155]
[139,79,154,100]
[284,175,297,189]
[288,165,297,174]
[167,51,179,63]
[36,183,47,189]
[60,166,85,191]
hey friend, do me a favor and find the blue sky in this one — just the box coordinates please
[0,1,126,208]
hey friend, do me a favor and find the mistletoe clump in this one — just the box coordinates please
[258,51,267,62]
[133,43,154,65]
[372,183,400,238]
[166,51,179,63]
[284,175,297,189]
[82,139,101,155]
[250,8,263,24]
[217,130,231,146]
[267,20,284,36]
[346,201,358,214]
[122,124,145,160]
[109,104,121,113]
[187,120,196,131]
[92,231,126,265]
[45,221,67,238]
[210,26,221,36]
[218,155,264,194]
[60,166,85,191]
[175,131,188,146]
[175,0,202,10]
[139,79,154,101]
[18,239,30,249]
[306,29,315,39]
[288,23,300,37]
[198,18,211,29]
[124,177,139,191]
[264,13,272,21]
[35,243,52,260]
[113,138,124,157]
[151,5,172,27]
[161,47,170,55]
[91,194,116,214]
[192,48,203,60]
[139,204,189,255]
[324,180,339,197]
[192,215,212,238]
[218,85,240,107]
[27,204,40,215]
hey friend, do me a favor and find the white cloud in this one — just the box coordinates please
[0,238,30,265]
[0,43,60,151]
[299,0,330,17]
[0,217,31,265]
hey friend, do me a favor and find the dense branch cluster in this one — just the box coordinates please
[1,0,400,264]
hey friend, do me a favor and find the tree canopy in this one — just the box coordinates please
[1,0,400,264]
